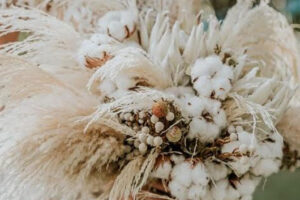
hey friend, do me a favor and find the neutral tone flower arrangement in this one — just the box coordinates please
[0,0,300,200]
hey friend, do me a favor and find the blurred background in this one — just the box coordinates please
[208,0,300,199]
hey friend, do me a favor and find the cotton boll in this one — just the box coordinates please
[229,157,251,176]
[182,96,204,117]
[77,40,107,68]
[241,195,252,200]
[115,74,136,90]
[98,79,117,96]
[171,162,193,187]
[228,125,236,133]
[170,155,185,164]
[205,161,229,181]
[256,133,283,159]
[188,118,220,142]
[187,185,207,199]
[98,10,137,41]
[120,11,136,33]
[239,144,248,154]
[90,33,115,45]
[201,97,222,113]
[109,89,128,99]
[215,64,234,81]
[202,123,221,142]
[191,163,209,186]
[237,131,253,146]
[212,78,232,100]
[188,118,203,139]
[151,161,172,179]
[202,190,214,200]
[213,108,227,128]
[193,76,213,97]
[222,141,241,153]
[191,55,223,79]
[236,175,261,196]
[225,185,241,200]
[251,159,280,177]
[211,179,228,200]
[168,181,188,200]
[164,86,195,99]
[107,21,127,41]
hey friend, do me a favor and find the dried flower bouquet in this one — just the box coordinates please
[0,0,299,200]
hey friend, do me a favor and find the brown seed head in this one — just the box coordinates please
[152,101,168,118]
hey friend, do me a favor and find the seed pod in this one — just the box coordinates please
[139,143,148,154]
[155,122,164,133]
[138,132,147,143]
[166,112,175,121]
[147,135,154,146]
[153,136,163,146]
[152,101,168,118]
[150,115,159,123]
[141,126,150,134]
[166,126,182,143]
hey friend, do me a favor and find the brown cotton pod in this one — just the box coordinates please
[152,101,168,118]
[166,126,182,143]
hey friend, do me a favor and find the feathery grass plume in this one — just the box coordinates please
[0,0,299,199]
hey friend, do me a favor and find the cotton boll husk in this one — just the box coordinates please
[168,181,188,200]
[151,160,172,180]
[251,159,281,177]
[171,162,193,187]
[205,161,229,181]
[191,163,209,186]
[187,184,207,199]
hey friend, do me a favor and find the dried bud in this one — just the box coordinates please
[152,101,168,118]
[166,126,182,143]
